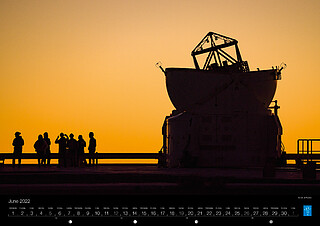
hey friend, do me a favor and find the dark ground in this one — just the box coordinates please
[0,164,319,195]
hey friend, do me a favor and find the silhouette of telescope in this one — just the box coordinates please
[160,32,285,167]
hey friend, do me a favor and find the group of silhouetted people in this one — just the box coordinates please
[54,132,96,167]
[12,131,96,167]
[34,132,51,166]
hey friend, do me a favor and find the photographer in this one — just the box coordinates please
[55,133,68,167]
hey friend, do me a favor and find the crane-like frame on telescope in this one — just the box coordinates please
[191,32,249,72]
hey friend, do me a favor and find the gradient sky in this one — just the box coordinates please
[0,0,320,157]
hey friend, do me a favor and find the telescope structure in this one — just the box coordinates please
[160,32,285,167]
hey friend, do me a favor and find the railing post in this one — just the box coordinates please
[307,139,310,162]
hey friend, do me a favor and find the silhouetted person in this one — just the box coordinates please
[12,132,24,167]
[77,135,86,167]
[162,116,170,155]
[55,133,68,167]
[88,132,96,166]
[67,133,78,167]
[34,134,48,166]
[43,132,51,166]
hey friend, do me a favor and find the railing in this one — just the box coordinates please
[0,152,159,165]
[297,139,320,162]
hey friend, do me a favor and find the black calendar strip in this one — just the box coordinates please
[8,205,299,218]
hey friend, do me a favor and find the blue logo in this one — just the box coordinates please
[303,205,312,216]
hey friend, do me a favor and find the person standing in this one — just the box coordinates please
[77,135,86,166]
[88,132,96,166]
[43,132,51,166]
[34,134,48,166]
[12,132,24,167]
[55,133,68,167]
[67,133,78,167]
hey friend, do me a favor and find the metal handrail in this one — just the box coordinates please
[297,139,320,162]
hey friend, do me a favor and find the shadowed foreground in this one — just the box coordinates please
[0,165,319,195]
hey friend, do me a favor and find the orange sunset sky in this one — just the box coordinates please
[0,0,320,160]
